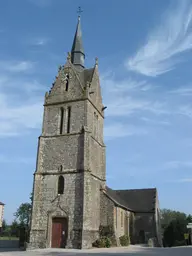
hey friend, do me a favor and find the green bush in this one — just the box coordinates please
[119,235,130,246]
[174,240,186,247]
[105,237,112,248]
[92,238,106,248]
[92,237,112,248]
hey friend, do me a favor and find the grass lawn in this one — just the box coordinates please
[0,236,19,240]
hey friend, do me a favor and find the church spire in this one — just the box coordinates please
[71,14,85,70]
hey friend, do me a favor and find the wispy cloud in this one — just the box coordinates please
[0,155,34,164]
[168,178,192,183]
[141,117,170,126]
[170,85,192,96]
[0,94,43,137]
[0,61,44,137]
[101,75,170,117]
[104,123,147,139]
[163,160,192,170]
[179,105,192,118]
[27,0,52,7]
[0,60,35,73]
[29,37,50,46]
[126,0,192,77]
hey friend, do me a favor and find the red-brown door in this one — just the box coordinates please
[51,218,68,248]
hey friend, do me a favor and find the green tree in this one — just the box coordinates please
[186,214,192,223]
[161,209,190,247]
[10,220,20,237]
[2,219,8,231]
[14,203,32,228]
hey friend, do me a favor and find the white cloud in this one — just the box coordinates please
[169,178,192,183]
[29,37,50,46]
[27,0,52,7]
[141,117,170,126]
[170,86,192,96]
[101,75,169,117]
[126,0,192,77]
[179,105,192,118]
[104,123,147,139]
[0,96,43,137]
[177,178,192,183]
[0,60,34,73]
[163,160,192,170]
[0,154,35,164]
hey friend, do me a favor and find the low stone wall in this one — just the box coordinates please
[0,240,19,248]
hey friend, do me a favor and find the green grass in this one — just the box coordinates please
[0,236,19,240]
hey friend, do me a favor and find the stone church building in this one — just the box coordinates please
[29,16,162,249]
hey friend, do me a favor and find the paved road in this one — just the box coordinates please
[0,246,192,256]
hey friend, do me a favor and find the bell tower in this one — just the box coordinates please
[29,15,106,249]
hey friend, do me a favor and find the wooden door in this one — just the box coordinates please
[51,218,68,248]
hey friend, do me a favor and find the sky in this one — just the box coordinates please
[1,0,192,223]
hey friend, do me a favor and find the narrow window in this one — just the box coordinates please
[58,176,64,195]
[60,107,64,134]
[96,114,99,140]
[93,112,97,138]
[116,207,118,228]
[65,74,69,91]
[121,211,124,227]
[67,106,71,133]
[59,165,63,172]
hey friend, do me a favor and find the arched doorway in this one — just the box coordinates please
[139,230,145,244]
[51,217,68,248]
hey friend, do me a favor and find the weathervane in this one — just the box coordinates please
[77,6,83,17]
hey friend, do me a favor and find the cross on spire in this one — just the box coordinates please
[77,6,83,17]
[71,8,85,69]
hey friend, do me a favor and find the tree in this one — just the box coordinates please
[186,214,192,223]
[161,209,187,228]
[14,203,32,228]
[2,219,8,231]
[161,209,191,247]
[10,220,20,237]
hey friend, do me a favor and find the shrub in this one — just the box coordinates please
[119,235,130,246]
[174,240,186,247]
[92,237,112,248]
[92,238,106,248]
[105,237,112,248]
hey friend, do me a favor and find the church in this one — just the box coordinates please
[28,16,162,249]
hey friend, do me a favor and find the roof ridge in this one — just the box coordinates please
[115,188,157,191]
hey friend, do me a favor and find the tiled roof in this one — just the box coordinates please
[0,201,5,205]
[105,186,156,213]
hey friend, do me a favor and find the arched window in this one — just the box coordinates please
[59,165,63,172]
[58,176,64,195]
[60,107,64,134]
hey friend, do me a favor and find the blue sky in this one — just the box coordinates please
[1,0,192,223]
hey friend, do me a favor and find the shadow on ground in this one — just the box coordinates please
[0,248,23,252]
[1,246,192,255]
[44,247,192,256]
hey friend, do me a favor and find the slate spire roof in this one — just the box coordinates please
[71,16,85,70]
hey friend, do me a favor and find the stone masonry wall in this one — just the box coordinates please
[29,53,106,250]
[29,171,84,249]
[133,212,155,244]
